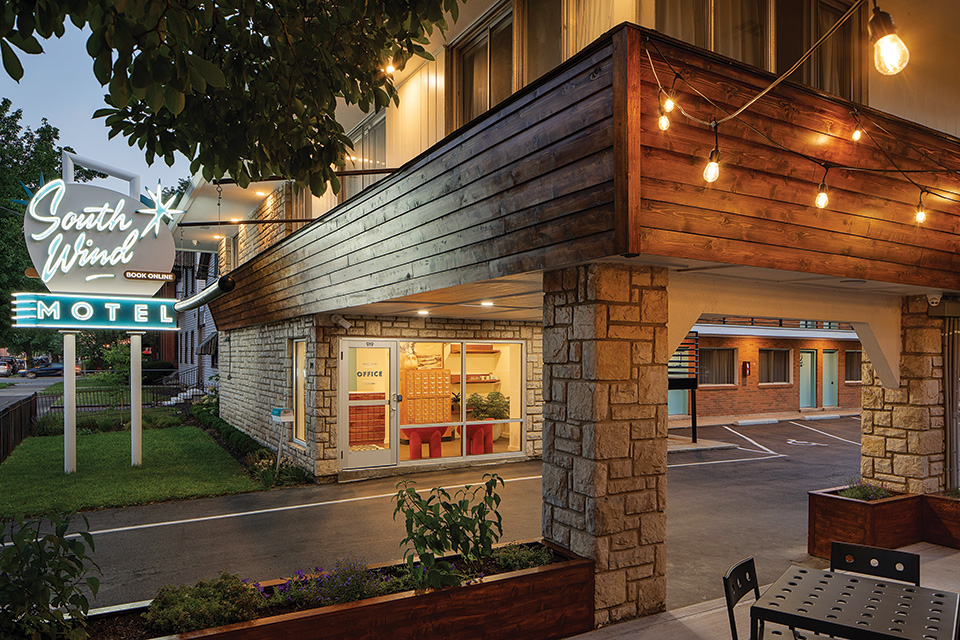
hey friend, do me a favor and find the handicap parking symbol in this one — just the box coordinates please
[786,438,827,447]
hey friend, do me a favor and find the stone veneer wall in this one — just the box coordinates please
[218,315,318,475]
[861,296,945,493]
[220,313,542,478]
[218,183,293,273]
[541,264,668,626]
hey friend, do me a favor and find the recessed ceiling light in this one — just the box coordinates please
[480,301,494,307]
[255,191,266,196]
[417,310,429,315]
[213,234,221,239]
[230,218,240,223]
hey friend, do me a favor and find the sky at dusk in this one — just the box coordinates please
[0,26,192,195]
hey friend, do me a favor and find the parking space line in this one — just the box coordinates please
[723,426,779,455]
[789,421,860,446]
[669,454,787,468]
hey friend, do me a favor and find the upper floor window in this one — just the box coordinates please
[657,0,863,101]
[458,7,515,125]
[450,0,564,129]
[341,116,386,202]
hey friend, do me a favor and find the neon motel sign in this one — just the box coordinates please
[14,178,180,331]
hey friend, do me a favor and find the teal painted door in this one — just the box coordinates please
[800,350,817,408]
[823,350,838,407]
[668,389,688,415]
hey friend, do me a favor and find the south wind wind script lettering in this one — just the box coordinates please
[29,179,145,283]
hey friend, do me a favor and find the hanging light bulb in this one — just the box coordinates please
[658,106,670,131]
[815,182,829,209]
[868,4,909,75]
[703,148,720,183]
[663,92,676,113]
[916,193,926,223]
[852,126,862,142]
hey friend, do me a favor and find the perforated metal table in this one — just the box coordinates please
[751,566,960,640]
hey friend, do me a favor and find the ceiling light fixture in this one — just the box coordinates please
[417,310,429,315]
[481,301,494,307]
[255,191,266,196]
[868,1,909,75]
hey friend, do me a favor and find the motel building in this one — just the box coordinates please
[174,1,960,624]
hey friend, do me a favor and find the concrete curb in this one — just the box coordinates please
[734,418,778,426]
[803,414,841,421]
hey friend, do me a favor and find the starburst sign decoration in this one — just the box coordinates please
[138,182,184,238]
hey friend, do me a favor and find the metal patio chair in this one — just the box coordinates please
[723,557,805,640]
[829,541,920,586]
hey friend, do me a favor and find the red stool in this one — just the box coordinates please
[402,426,447,459]
[460,422,494,455]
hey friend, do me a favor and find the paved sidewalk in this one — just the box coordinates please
[0,376,60,410]
[569,542,960,640]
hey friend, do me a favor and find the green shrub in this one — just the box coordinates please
[142,573,262,635]
[947,488,960,499]
[246,450,314,488]
[31,413,63,437]
[491,543,553,572]
[0,513,100,640]
[393,474,504,590]
[837,477,894,501]
[263,558,386,610]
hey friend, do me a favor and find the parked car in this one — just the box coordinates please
[20,362,64,378]
[0,357,18,376]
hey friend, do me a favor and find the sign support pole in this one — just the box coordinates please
[61,330,77,474]
[129,331,145,466]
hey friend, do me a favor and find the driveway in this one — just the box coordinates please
[666,416,861,608]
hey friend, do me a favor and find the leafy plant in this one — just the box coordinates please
[483,391,510,420]
[143,573,262,635]
[0,513,100,640]
[837,477,894,501]
[392,474,504,590]
[491,543,554,572]
[465,392,510,420]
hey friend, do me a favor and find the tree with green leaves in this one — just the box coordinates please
[0,97,103,364]
[1,1,464,195]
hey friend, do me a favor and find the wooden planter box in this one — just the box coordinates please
[94,544,594,640]
[808,487,923,558]
[921,493,960,548]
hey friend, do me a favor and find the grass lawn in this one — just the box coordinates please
[0,426,260,518]
[0,382,12,389]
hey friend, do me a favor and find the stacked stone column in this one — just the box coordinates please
[542,263,668,625]
[861,296,945,493]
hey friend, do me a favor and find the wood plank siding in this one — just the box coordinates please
[626,26,960,288]
[210,40,618,330]
[211,24,960,331]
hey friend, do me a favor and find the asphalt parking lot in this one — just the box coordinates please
[665,416,862,608]
[72,415,861,610]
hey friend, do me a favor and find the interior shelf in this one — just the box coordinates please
[449,345,501,354]
[451,374,501,384]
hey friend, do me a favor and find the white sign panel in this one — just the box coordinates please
[23,179,177,297]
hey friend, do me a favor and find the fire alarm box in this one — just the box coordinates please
[742,361,751,377]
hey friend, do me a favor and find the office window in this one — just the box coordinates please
[657,0,863,100]
[341,116,386,202]
[845,350,862,382]
[699,348,736,385]
[759,349,791,383]
[292,339,307,443]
